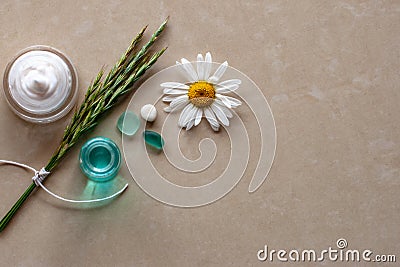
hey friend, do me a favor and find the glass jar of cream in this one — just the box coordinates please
[3,45,78,123]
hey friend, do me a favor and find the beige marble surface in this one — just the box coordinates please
[0,1,399,266]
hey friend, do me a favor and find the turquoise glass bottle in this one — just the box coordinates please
[79,137,121,182]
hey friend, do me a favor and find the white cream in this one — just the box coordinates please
[7,50,72,114]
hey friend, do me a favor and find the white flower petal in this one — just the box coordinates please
[164,96,189,113]
[163,96,176,102]
[194,108,203,126]
[223,108,233,118]
[211,103,229,126]
[169,101,189,113]
[182,106,199,127]
[205,52,212,63]
[219,79,241,86]
[179,104,199,127]
[163,88,188,95]
[204,52,212,80]
[216,85,239,93]
[225,95,242,107]
[208,61,228,83]
[180,58,198,81]
[211,124,220,131]
[215,79,241,93]
[197,54,205,80]
[216,94,232,109]
[170,95,189,109]
[186,116,197,130]
[160,82,189,89]
[176,61,194,82]
[204,106,220,129]
[178,104,195,127]
[214,101,233,118]
[214,98,224,106]
[216,94,242,108]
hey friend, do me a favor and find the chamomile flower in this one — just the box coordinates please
[162,52,241,131]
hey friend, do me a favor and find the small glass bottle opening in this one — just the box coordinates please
[2,45,78,123]
[79,137,121,182]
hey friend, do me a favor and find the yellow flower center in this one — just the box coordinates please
[187,81,216,108]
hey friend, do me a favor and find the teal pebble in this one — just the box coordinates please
[117,111,140,136]
[143,130,165,150]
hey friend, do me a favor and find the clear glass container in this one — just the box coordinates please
[79,137,121,182]
[3,45,78,123]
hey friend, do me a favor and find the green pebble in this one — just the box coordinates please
[143,130,165,150]
[117,111,140,136]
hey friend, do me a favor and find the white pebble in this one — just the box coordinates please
[140,104,157,122]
